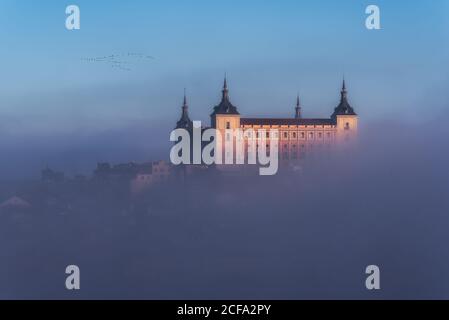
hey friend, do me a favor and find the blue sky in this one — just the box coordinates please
[0,0,448,137]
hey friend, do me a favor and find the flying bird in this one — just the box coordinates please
[80,52,155,71]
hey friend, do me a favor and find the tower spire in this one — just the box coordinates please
[331,77,356,119]
[176,89,192,129]
[341,77,348,101]
[295,94,302,119]
[211,75,239,116]
[222,74,229,100]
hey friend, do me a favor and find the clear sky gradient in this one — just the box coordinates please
[0,0,448,145]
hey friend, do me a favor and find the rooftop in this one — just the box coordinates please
[241,118,335,126]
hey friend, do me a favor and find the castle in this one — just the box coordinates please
[175,77,358,166]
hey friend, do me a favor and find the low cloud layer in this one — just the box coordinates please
[1,115,449,299]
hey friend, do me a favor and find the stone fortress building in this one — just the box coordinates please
[176,77,358,166]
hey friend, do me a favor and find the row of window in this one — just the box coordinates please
[225,131,335,141]
[280,131,334,140]
[242,124,335,129]
[244,143,331,153]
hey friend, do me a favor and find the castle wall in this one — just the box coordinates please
[241,124,337,163]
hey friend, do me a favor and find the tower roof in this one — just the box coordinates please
[331,79,356,118]
[176,89,193,129]
[211,76,240,116]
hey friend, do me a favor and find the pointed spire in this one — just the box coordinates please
[211,75,239,116]
[341,77,348,101]
[182,88,188,114]
[332,77,356,119]
[222,73,229,101]
[183,88,187,107]
[176,89,192,129]
[295,94,302,119]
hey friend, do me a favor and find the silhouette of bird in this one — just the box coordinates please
[80,52,155,71]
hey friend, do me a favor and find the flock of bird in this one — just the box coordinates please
[80,53,155,71]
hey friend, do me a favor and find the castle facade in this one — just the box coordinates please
[175,77,358,166]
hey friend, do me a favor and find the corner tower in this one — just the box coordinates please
[331,79,358,142]
[210,76,240,130]
[210,76,241,165]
